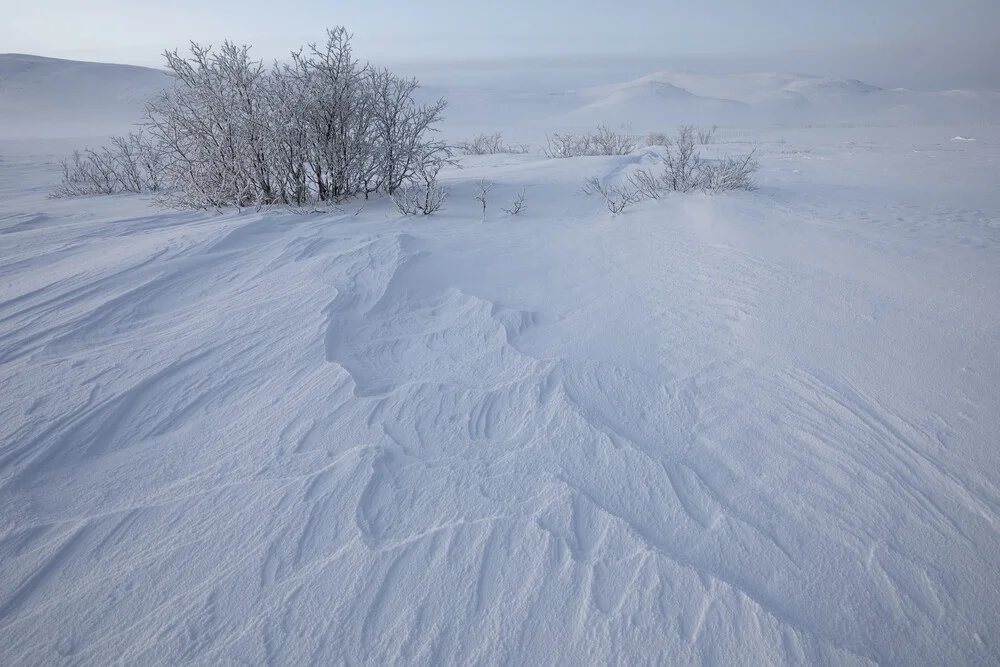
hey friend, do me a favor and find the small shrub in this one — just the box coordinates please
[661,125,703,193]
[644,131,670,147]
[52,131,163,198]
[502,188,526,216]
[697,125,718,145]
[698,150,759,193]
[543,132,587,158]
[590,124,637,155]
[627,126,758,196]
[583,176,644,214]
[457,132,529,155]
[474,178,493,217]
[544,124,637,158]
[393,153,447,216]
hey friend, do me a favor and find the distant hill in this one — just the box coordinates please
[569,75,752,126]
[2,54,997,142]
[0,54,170,139]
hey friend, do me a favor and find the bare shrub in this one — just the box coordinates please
[660,125,703,193]
[545,124,637,158]
[632,126,757,195]
[391,187,420,215]
[644,131,670,147]
[502,188,526,216]
[458,132,529,155]
[364,65,448,197]
[474,178,493,217]
[583,176,644,214]
[391,187,418,215]
[698,149,759,193]
[53,150,114,197]
[590,123,637,155]
[57,27,448,210]
[392,180,445,216]
[627,168,665,201]
[53,131,163,198]
[543,132,587,158]
[697,125,718,145]
[585,126,758,209]
[110,131,163,193]
[393,150,448,216]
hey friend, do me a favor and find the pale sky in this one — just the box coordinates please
[2,0,998,88]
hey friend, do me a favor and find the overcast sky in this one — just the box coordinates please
[3,0,998,88]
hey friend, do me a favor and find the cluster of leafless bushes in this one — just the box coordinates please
[544,124,638,158]
[457,132,529,155]
[390,159,448,215]
[645,125,717,148]
[462,179,527,219]
[468,180,526,218]
[584,126,759,213]
[55,28,450,212]
[54,131,163,197]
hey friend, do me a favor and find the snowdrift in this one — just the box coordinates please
[1,55,999,664]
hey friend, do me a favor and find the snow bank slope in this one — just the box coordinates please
[0,54,169,139]
[1,126,999,664]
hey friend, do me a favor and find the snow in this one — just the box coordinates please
[2,56,1000,665]
[0,54,169,140]
[401,61,1000,137]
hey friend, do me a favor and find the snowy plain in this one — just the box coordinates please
[1,54,999,665]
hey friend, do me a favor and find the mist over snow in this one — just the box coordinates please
[1,41,999,666]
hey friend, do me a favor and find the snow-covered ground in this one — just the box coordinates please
[1,56,999,665]
[0,55,170,140]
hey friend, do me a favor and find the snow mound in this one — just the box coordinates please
[568,76,749,126]
[552,70,982,129]
[601,71,879,109]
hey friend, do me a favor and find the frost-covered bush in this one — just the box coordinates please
[544,124,637,158]
[646,125,716,148]
[628,126,758,196]
[658,125,704,193]
[52,131,162,197]
[391,149,448,216]
[583,126,759,212]
[582,176,644,214]
[57,28,449,210]
[644,131,671,147]
[590,124,638,156]
[457,132,529,155]
[698,152,759,193]
[697,125,717,145]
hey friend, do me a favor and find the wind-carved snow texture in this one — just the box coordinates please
[2,66,1000,664]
